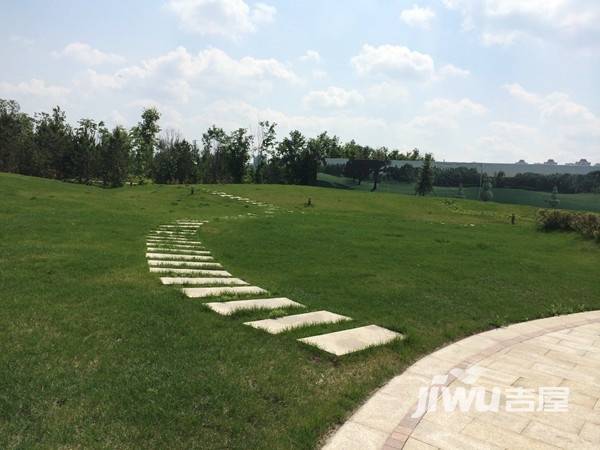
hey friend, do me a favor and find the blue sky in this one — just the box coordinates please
[1,0,599,163]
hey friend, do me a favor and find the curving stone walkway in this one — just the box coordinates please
[324,311,600,450]
[145,218,403,356]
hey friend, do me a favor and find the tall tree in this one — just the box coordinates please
[33,106,73,179]
[226,128,252,183]
[415,153,434,196]
[73,118,102,183]
[276,130,307,184]
[0,99,34,174]
[100,126,131,187]
[253,121,277,183]
[201,125,228,183]
[131,107,161,181]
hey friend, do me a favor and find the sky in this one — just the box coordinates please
[1,0,600,164]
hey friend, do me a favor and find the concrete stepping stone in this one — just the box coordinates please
[146,247,209,255]
[206,297,305,315]
[298,325,402,356]
[148,260,222,268]
[159,224,200,229]
[147,243,204,249]
[150,268,231,276]
[147,237,202,242]
[145,253,213,261]
[183,286,267,298]
[160,277,248,286]
[150,230,195,235]
[245,310,351,334]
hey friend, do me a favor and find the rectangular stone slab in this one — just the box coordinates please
[147,237,200,242]
[160,277,247,286]
[148,260,222,268]
[183,286,267,298]
[206,297,305,315]
[150,268,231,276]
[159,225,201,228]
[146,240,203,246]
[245,310,351,334]
[145,253,213,261]
[298,325,402,356]
[151,230,196,236]
[146,247,210,255]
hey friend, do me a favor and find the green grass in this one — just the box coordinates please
[318,172,600,212]
[2,172,600,449]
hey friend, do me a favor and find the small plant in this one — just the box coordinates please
[480,175,493,202]
[548,185,560,208]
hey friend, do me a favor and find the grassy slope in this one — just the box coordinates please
[2,173,600,449]
[318,172,600,212]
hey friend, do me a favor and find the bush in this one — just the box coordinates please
[537,209,600,243]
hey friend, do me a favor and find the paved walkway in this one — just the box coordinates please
[324,311,600,449]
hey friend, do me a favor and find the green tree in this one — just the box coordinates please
[33,106,73,179]
[226,128,252,183]
[415,153,434,196]
[200,125,228,183]
[276,130,307,184]
[100,126,131,187]
[0,99,35,174]
[131,107,161,181]
[253,121,277,183]
[73,118,102,183]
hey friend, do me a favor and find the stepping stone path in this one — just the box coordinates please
[146,219,402,355]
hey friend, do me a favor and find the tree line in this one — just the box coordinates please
[0,99,424,188]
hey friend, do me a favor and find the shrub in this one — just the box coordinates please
[537,209,600,243]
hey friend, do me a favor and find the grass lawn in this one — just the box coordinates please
[2,172,600,449]
[318,172,600,213]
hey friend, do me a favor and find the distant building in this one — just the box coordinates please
[516,159,528,165]
[575,159,592,166]
[544,159,558,165]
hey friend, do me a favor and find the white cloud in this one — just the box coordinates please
[300,50,321,63]
[404,97,487,131]
[303,86,364,109]
[9,35,35,47]
[438,64,470,78]
[351,44,435,80]
[365,81,409,104]
[400,5,436,29]
[188,99,389,143]
[311,69,328,80]
[481,31,524,46]
[504,83,600,160]
[443,0,600,46]
[0,79,69,97]
[165,0,276,37]
[74,47,300,108]
[425,97,487,115]
[351,44,467,82]
[53,42,125,66]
